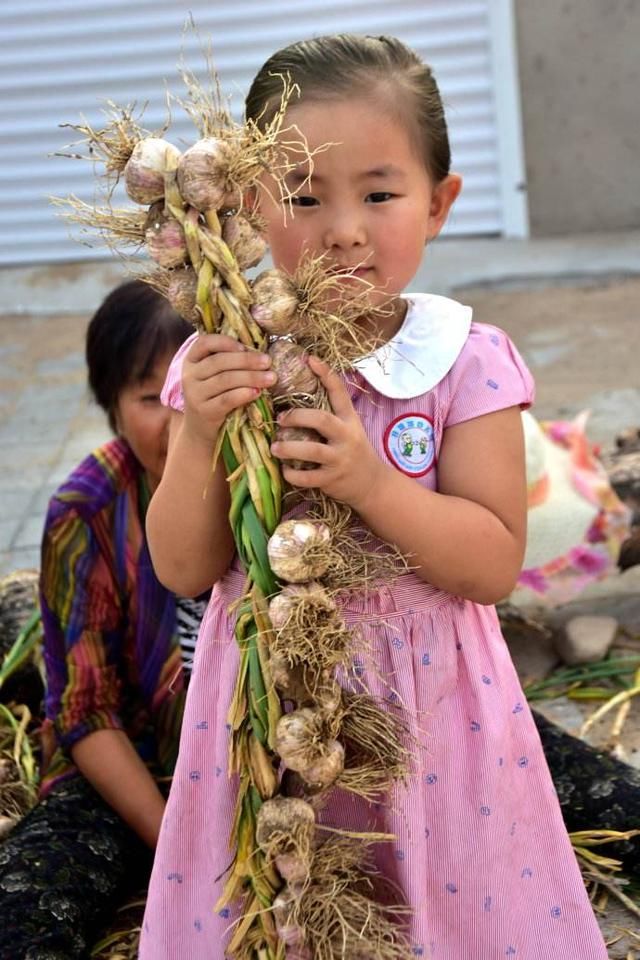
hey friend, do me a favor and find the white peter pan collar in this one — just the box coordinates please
[353,293,472,400]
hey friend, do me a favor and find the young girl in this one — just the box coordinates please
[141,34,608,960]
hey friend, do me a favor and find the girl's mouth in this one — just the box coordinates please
[329,265,374,280]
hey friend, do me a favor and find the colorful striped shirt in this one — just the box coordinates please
[39,437,186,795]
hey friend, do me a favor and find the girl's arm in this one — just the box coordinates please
[353,406,526,604]
[71,728,166,849]
[146,334,277,596]
[146,412,235,596]
[271,357,526,605]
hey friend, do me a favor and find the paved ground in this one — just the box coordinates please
[1,229,640,577]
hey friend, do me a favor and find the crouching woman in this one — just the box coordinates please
[0,280,200,959]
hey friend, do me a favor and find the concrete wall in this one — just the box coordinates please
[514,0,640,236]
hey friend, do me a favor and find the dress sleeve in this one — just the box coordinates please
[441,322,535,428]
[160,331,199,413]
[40,503,125,752]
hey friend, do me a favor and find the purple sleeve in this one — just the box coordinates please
[441,322,535,428]
[40,504,125,751]
[160,332,199,413]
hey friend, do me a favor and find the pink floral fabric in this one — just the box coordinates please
[517,415,630,604]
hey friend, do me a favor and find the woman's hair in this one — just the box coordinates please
[86,279,192,431]
[245,33,451,182]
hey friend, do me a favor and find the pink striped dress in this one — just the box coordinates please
[141,295,607,959]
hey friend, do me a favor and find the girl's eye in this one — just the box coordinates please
[291,195,319,207]
[367,192,394,203]
[141,394,161,405]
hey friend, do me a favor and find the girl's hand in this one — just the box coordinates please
[181,334,276,446]
[270,355,385,509]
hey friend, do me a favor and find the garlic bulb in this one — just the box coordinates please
[276,709,321,772]
[302,739,345,790]
[274,851,309,888]
[268,648,298,696]
[145,203,188,268]
[124,137,181,205]
[256,795,315,854]
[267,519,331,582]
[250,269,299,334]
[268,582,330,630]
[221,213,267,270]
[276,710,345,790]
[274,425,323,471]
[176,137,240,212]
[268,340,318,402]
[273,891,310,953]
[166,268,200,324]
[314,675,343,717]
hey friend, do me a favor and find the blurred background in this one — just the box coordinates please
[1,0,640,575]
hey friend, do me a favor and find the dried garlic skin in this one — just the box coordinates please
[222,214,267,270]
[251,269,299,334]
[268,340,319,402]
[166,269,200,324]
[124,137,180,205]
[255,795,315,850]
[268,582,331,629]
[145,204,188,268]
[267,519,331,582]
[176,137,240,212]
[301,739,345,790]
[273,425,324,470]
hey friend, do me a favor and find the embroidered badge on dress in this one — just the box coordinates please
[383,412,436,477]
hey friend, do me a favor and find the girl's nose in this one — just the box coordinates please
[322,211,367,251]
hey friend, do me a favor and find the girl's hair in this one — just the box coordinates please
[86,279,192,431]
[246,33,451,181]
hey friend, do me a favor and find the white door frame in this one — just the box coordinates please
[487,0,530,237]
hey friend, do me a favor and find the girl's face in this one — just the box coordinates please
[257,95,461,333]
[113,352,173,491]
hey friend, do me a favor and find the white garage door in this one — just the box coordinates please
[0,0,523,265]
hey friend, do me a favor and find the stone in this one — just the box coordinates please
[503,628,559,683]
[556,614,618,665]
[619,529,640,571]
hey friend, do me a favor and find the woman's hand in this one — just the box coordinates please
[181,334,277,446]
[270,355,384,509]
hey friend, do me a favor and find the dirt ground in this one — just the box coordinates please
[457,274,640,449]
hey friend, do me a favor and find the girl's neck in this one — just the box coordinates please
[360,296,408,347]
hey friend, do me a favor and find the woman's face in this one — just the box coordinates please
[113,351,173,490]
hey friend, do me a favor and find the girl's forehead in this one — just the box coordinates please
[285,97,407,150]
[285,93,394,131]
[281,97,429,180]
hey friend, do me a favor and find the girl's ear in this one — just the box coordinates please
[426,173,463,242]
